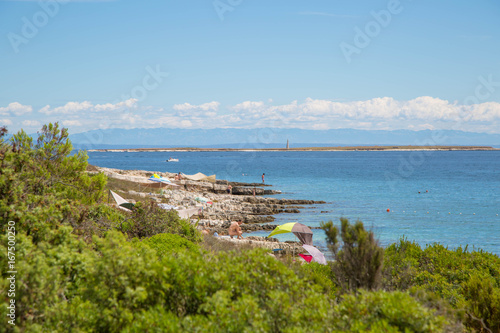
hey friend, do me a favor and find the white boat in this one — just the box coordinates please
[166,158,179,162]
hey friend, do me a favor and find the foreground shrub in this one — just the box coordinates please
[297,262,337,300]
[333,290,448,332]
[462,274,500,332]
[0,228,454,332]
[321,218,384,292]
[139,232,201,258]
[0,123,107,243]
[72,203,126,242]
[123,201,201,243]
[0,226,91,330]
[385,239,500,332]
[42,231,335,332]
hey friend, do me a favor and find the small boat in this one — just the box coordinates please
[166,158,179,162]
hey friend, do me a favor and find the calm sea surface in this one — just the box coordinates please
[87,150,500,255]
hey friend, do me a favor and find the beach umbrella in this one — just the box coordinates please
[299,254,313,263]
[302,245,327,265]
[267,222,313,245]
[148,175,169,183]
[148,175,179,186]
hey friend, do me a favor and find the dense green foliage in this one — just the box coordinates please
[137,232,201,258]
[0,123,108,243]
[123,201,202,243]
[332,290,448,332]
[297,262,337,300]
[322,218,384,292]
[1,123,498,332]
[385,239,500,332]
[0,228,448,332]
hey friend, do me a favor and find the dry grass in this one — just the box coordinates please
[201,235,259,254]
[103,175,172,204]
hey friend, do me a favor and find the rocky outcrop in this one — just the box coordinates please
[231,187,282,195]
[93,165,325,233]
[216,180,272,187]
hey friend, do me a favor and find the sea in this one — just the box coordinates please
[87,150,500,256]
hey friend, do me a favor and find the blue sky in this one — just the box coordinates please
[1,0,500,134]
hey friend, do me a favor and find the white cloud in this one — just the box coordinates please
[0,102,32,116]
[211,97,500,132]
[468,102,500,122]
[180,120,193,128]
[94,99,138,112]
[39,99,137,115]
[0,119,13,126]
[233,101,265,111]
[39,101,92,115]
[22,120,41,127]
[62,120,82,127]
[173,101,220,112]
[3,96,500,134]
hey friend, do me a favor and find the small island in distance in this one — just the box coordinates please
[88,145,499,152]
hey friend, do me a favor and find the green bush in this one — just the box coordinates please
[139,233,201,258]
[1,227,455,333]
[40,231,335,332]
[385,239,500,332]
[297,262,337,300]
[123,201,201,243]
[0,123,107,243]
[73,203,126,242]
[462,274,500,332]
[333,290,448,332]
[0,226,92,330]
[321,218,384,292]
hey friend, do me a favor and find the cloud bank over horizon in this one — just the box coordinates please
[1,96,500,135]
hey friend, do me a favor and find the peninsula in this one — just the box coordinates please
[88,145,498,152]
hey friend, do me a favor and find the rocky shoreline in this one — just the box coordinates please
[91,166,325,238]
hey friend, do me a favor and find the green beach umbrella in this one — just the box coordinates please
[267,222,313,245]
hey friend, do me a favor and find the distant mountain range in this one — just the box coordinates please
[69,128,500,149]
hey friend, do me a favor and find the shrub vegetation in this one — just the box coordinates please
[321,218,384,292]
[384,239,500,332]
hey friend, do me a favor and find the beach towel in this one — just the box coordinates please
[299,254,313,263]
[157,204,179,210]
[176,207,202,219]
[182,173,216,183]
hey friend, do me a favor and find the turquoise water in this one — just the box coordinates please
[88,150,500,255]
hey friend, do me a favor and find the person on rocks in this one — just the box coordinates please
[228,220,243,239]
[227,184,232,194]
[262,173,265,184]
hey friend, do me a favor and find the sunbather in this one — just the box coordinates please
[228,220,243,239]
